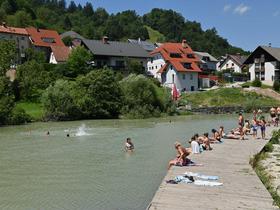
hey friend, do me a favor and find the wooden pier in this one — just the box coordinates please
[148,127,279,210]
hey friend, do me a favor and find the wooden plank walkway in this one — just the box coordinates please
[148,127,279,210]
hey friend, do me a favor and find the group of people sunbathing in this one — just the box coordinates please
[168,110,270,170]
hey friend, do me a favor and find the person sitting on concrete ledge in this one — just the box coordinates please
[224,130,239,139]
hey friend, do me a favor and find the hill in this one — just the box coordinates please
[0,0,248,57]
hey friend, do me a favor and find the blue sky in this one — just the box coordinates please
[70,0,280,51]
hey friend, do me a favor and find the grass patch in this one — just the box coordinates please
[181,88,278,111]
[145,25,166,43]
[16,102,43,121]
[250,129,280,207]
[242,81,272,89]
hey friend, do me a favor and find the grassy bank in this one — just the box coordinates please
[181,88,278,109]
[16,102,43,121]
[250,130,280,207]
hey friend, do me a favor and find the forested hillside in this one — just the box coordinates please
[0,0,247,56]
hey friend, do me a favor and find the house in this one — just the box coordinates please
[128,38,156,52]
[243,46,280,85]
[0,23,30,64]
[147,40,202,92]
[49,46,72,64]
[26,27,65,59]
[218,54,248,73]
[80,36,151,70]
[194,51,218,71]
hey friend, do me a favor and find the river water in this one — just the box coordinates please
[0,114,238,210]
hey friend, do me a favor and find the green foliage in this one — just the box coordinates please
[76,69,123,118]
[120,74,172,118]
[7,10,32,27]
[8,106,31,124]
[0,40,16,75]
[251,130,280,208]
[1,0,17,15]
[42,79,80,121]
[42,69,123,120]
[0,76,15,125]
[62,36,73,46]
[16,102,43,121]
[126,59,145,74]
[252,78,262,87]
[16,61,56,101]
[145,25,165,42]
[181,88,278,110]
[66,46,93,77]
[273,80,280,91]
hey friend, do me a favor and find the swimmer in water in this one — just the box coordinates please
[125,137,134,152]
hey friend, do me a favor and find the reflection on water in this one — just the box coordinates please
[0,114,238,210]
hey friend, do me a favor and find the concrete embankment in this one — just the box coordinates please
[148,126,279,210]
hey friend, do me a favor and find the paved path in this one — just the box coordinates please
[148,127,279,210]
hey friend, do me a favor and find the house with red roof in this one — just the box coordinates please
[26,27,66,61]
[0,23,30,64]
[147,40,202,91]
[49,46,72,64]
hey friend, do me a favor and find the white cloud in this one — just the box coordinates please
[273,11,279,17]
[223,4,231,12]
[234,4,250,15]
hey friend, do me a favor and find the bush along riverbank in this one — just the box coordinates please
[250,129,280,208]
[179,88,279,113]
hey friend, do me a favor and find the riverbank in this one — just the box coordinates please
[251,129,280,207]
[148,126,278,210]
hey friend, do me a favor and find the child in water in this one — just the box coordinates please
[125,138,134,152]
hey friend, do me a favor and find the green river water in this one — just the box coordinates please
[0,114,238,210]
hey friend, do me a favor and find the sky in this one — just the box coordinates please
[69,0,280,51]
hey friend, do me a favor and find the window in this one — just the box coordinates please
[182,74,186,80]
[170,53,182,58]
[172,74,175,83]
[21,37,25,40]
[155,65,157,69]
[170,65,173,70]
[226,64,229,68]
[41,37,56,43]
[191,86,195,91]
[187,54,195,58]
[116,60,125,67]
[152,66,154,70]
[183,63,192,69]
[232,63,234,67]
[190,74,193,80]
[260,72,265,81]
[202,56,210,62]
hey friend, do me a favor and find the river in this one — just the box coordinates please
[0,114,238,210]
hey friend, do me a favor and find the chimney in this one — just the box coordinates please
[2,22,6,28]
[182,39,188,48]
[102,36,109,44]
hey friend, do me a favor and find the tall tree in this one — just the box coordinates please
[1,0,17,14]
[0,40,16,76]
[83,2,94,17]
[67,1,76,13]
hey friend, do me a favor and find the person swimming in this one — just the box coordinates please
[125,138,134,151]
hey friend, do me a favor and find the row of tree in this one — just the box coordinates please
[0,0,247,57]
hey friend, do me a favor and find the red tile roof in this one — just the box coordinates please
[51,46,72,62]
[151,42,202,73]
[26,27,65,47]
[0,25,28,35]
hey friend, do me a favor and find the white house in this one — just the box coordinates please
[194,51,218,71]
[244,46,280,86]
[218,54,247,73]
[147,40,202,92]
